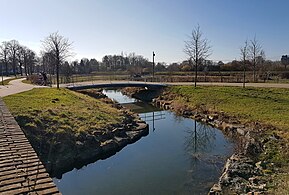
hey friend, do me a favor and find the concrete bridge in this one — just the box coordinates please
[66,82,167,91]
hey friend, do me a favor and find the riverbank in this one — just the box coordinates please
[3,88,148,178]
[150,86,289,194]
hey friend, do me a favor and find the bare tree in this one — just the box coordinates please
[240,40,249,88]
[17,45,26,76]
[249,36,263,82]
[18,46,37,76]
[7,40,20,76]
[42,32,72,88]
[0,42,9,76]
[41,51,56,75]
[25,48,36,75]
[184,25,212,87]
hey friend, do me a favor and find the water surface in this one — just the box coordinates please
[54,89,234,194]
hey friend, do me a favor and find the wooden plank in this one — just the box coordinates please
[0,99,61,194]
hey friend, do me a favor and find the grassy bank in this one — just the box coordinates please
[3,88,125,175]
[165,85,289,192]
[3,88,122,133]
[168,86,289,131]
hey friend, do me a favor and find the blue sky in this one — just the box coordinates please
[1,0,289,63]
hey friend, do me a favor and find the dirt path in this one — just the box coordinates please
[0,78,47,97]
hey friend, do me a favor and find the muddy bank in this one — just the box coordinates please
[150,93,275,194]
[26,89,149,179]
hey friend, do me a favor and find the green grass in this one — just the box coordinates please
[3,88,123,135]
[3,88,126,170]
[169,86,289,131]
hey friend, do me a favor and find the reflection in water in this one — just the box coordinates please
[54,90,234,195]
[184,120,226,190]
[120,98,166,132]
[139,111,165,132]
[184,121,216,154]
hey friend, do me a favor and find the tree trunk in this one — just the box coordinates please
[243,64,246,88]
[195,59,198,88]
[24,62,28,76]
[19,62,23,76]
[56,53,60,89]
[56,63,59,89]
[253,66,256,83]
[5,62,8,76]
[12,60,16,76]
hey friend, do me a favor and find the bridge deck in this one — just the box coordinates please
[67,81,167,90]
[0,99,60,194]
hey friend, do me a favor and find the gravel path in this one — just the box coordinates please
[0,78,47,97]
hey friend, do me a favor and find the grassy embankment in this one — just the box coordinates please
[3,88,124,170]
[167,85,289,192]
[169,86,289,130]
[3,88,122,133]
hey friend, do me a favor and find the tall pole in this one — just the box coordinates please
[152,51,155,80]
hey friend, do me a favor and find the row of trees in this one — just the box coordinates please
[0,38,154,78]
[182,25,288,87]
[0,40,37,76]
[102,53,152,73]
[0,33,73,88]
[1,30,288,88]
[0,38,283,76]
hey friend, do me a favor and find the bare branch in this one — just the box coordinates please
[249,36,263,82]
[41,32,73,88]
[184,25,212,87]
[184,25,212,64]
[240,40,249,88]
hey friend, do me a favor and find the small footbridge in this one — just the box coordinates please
[67,82,167,102]
[67,82,167,91]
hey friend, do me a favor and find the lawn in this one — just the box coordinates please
[168,86,289,131]
[3,88,122,135]
[3,88,127,175]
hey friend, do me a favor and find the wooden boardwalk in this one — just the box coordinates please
[0,99,60,194]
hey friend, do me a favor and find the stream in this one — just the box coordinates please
[53,89,234,195]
